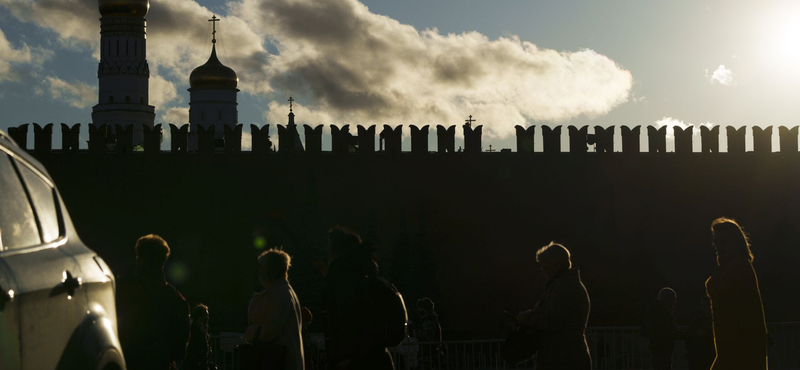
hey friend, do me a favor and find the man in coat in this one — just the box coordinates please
[322,227,395,370]
[116,234,191,370]
[517,242,591,370]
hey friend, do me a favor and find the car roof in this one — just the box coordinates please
[0,129,53,181]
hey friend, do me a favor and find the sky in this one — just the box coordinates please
[1,0,799,151]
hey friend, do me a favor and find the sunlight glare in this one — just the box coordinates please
[758,6,800,76]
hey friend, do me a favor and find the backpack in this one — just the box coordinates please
[368,276,408,348]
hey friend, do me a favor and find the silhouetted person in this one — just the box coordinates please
[705,218,768,370]
[116,234,190,370]
[642,287,681,370]
[185,304,215,370]
[415,297,442,369]
[517,242,591,370]
[685,297,715,370]
[245,248,305,370]
[322,227,395,370]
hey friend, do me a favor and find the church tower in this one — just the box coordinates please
[188,16,239,150]
[92,0,156,144]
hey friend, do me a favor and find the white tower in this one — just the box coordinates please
[188,16,239,150]
[92,0,156,145]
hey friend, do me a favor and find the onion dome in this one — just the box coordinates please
[189,46,239,90]
[99,0,149,18]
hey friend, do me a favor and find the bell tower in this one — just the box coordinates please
[92,0,155,145]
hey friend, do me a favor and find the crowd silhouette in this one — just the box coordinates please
[114,218,768,370]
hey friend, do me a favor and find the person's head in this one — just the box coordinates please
[417,297,435,317]
[536,242,572,280]
[327,226,362,259]
[135,234,170,272]
[257,248,291,288]
[711,218,753,264]
[658,287,677,307]
[191,304,209,327]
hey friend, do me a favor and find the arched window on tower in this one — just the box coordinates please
[126,40,129,55]
[201,110,205,120]
[116,40,119,55]
[125,96,131,103]
[109,96,114,103]
[218,111,222,120]
[140,97,144,104]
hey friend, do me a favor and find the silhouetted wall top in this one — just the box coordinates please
[6,123,799,155]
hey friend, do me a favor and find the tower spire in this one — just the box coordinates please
[288,96,295,125]
[465,115,476,129]
[209,15,219,44]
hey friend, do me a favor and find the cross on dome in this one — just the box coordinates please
[209,15,220,44]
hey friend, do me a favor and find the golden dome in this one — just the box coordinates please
[189,46,239,90]
[99,0,149,17]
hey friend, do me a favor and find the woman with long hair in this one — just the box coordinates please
[705,218,768,370]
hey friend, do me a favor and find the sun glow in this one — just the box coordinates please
[756,6,800,77]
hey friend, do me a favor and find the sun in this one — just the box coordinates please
[756,6,800,75]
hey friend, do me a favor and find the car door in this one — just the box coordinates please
[0,150,89,370]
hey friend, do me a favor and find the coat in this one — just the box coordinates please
[705,260,768,370]
[116,272,190,370]
[643,300,679,354]
[526,268,591,370]
[322,251,394,370]
[248,280,305,370]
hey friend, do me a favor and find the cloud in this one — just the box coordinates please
[242,131,252,150]
[150,71,179,109]
[234,0,632,139]
[0,0,269,90]
[44,76,96,108]
[0,27,50,82]
[654,117,714,143]
[706,65,735,86]
[161,107,190,124]
[655,117,692,140]
[3,0,633,139]
[0,0,98,49]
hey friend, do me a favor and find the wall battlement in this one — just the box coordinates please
[5,123,799,155]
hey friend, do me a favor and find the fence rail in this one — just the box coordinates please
[210,322,800,370]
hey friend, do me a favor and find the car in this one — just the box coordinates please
[0,129,125,370]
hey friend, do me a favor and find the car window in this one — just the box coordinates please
[0,155,40,250]
[16,162,60,243]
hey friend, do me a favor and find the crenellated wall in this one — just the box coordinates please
[7,123,799,155]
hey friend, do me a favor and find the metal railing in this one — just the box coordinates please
[210,322,800,370]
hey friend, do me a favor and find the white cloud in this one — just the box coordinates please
[150,71,179,109]
[654,117,714,142]
[2,0,634,139]
[0,27,50,82]
[44,76,96,108]
[0,0,98,49]
[235,0,633,139]
[655,117,691,140]
[161,107,190,124]
[242,131,252,150]
[706,64,735,86]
